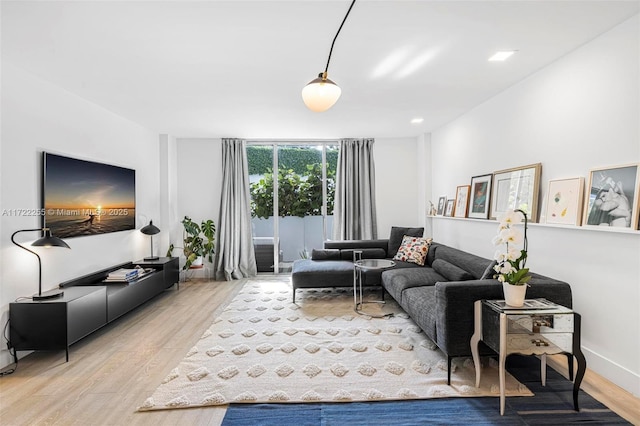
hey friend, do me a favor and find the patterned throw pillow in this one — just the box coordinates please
[392,235,433,266]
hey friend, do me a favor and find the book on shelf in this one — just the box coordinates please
[485,298,560,311]
[103,266,154,283]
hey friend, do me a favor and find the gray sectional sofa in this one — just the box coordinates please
[291,227,573,383]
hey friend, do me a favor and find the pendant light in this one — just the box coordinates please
[302,0,357,112]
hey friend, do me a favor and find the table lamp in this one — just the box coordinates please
[11,228,70,300]
[140,220,160,261]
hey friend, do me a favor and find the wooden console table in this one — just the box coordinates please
[9,257,179,361]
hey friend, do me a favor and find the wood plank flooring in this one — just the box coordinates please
[1,277,638,425]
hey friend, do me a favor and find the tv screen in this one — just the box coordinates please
[43,152,136,238]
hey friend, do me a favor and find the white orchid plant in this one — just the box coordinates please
[492,209,530,286]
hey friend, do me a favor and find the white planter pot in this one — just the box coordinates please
[190,256,204,269]
[502,282,527,307]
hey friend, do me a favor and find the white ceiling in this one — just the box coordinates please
[3,1,639,139]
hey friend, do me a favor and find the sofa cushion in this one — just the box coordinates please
[433,245,492,279]
[393,236,432,266]
[311,249,341,261]
[388,226,424,257]
[291,259,354,289]
[401,286,438,343]
[381,267,445,303]
[432,259,473,281]
[340,248,387,261]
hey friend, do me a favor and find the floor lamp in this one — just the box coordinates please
[11,228,70,301]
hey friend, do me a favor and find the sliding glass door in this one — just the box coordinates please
[248,141,338,274]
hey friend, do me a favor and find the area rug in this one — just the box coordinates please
[222,356,631,425]
[139,278,531,411]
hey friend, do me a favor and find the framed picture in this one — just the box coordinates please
[445,199,455,217]
[468,174,493,219]
[454,185,471,218]
[436,196,447,216]
[491,163,542,222]
[545,177,584,226]
[582,163,640,229]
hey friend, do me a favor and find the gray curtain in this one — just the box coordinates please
[215,138,257,280]
[332,138,378,240]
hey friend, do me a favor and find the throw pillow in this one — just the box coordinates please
[432,259,473,281]
[310,249,341,261]
[392,235,432,266]
[480,260,498,280]
[388,226,424,257]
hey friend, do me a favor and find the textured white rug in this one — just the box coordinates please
[139,278,531,411]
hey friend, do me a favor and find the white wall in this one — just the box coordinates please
[173,138,223,275]
[430,15,640,395]
[0,63,161,367]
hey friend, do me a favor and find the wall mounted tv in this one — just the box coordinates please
[42,152,136,238]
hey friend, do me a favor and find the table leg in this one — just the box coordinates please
[470,301,482,388]
[540,354,547,386]
[353,265,357,310]
[499,313,507,416]
[573,313,586,412]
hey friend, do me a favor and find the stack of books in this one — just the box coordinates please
[104,268,139,283]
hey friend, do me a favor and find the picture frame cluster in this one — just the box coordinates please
[432,162,640,231]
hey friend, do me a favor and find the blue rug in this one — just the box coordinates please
[222,355,631,425]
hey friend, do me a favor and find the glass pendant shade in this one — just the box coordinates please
[302,75,342,112]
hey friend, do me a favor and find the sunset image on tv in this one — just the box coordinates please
[43,153,136,238]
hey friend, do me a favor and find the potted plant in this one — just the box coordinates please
[492,209,530,306]
[167,216,216,271]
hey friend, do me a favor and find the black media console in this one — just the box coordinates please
[9,257,179,361]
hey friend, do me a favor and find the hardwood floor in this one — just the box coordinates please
[1,277,638,425]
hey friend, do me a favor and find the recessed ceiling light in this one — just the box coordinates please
[488,50,517,62]
[410,117,424,124]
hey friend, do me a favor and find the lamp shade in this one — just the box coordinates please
[31,229,70,249]
[302,75,342,112]
[141,220,160,235]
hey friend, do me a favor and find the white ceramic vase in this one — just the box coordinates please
[502,282,527,307]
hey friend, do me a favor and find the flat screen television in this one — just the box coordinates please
[42,152,136,238]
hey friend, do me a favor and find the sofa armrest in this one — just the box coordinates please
[434,277,572,358]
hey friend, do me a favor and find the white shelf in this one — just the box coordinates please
[427,215,640,235]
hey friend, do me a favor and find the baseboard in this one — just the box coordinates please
[582,345,640,397]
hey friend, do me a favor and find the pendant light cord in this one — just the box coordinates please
[323,0,357,77]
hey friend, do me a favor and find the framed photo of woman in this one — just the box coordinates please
[582,163,639,229]
[468,174,492,219]
[454,185,471,218]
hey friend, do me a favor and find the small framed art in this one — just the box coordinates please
[436,196,447,216]
[491,163,542,222]
[545,177,584,226]
[445,199,455,217]
[454,185,471,218]
[582,163,640,229]
[468,174,492,219]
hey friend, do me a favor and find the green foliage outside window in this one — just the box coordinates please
[247,146,338,176]
[250,163,335,218]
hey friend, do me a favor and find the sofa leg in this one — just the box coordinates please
[447,356,452,385]
[292,288,296,304]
